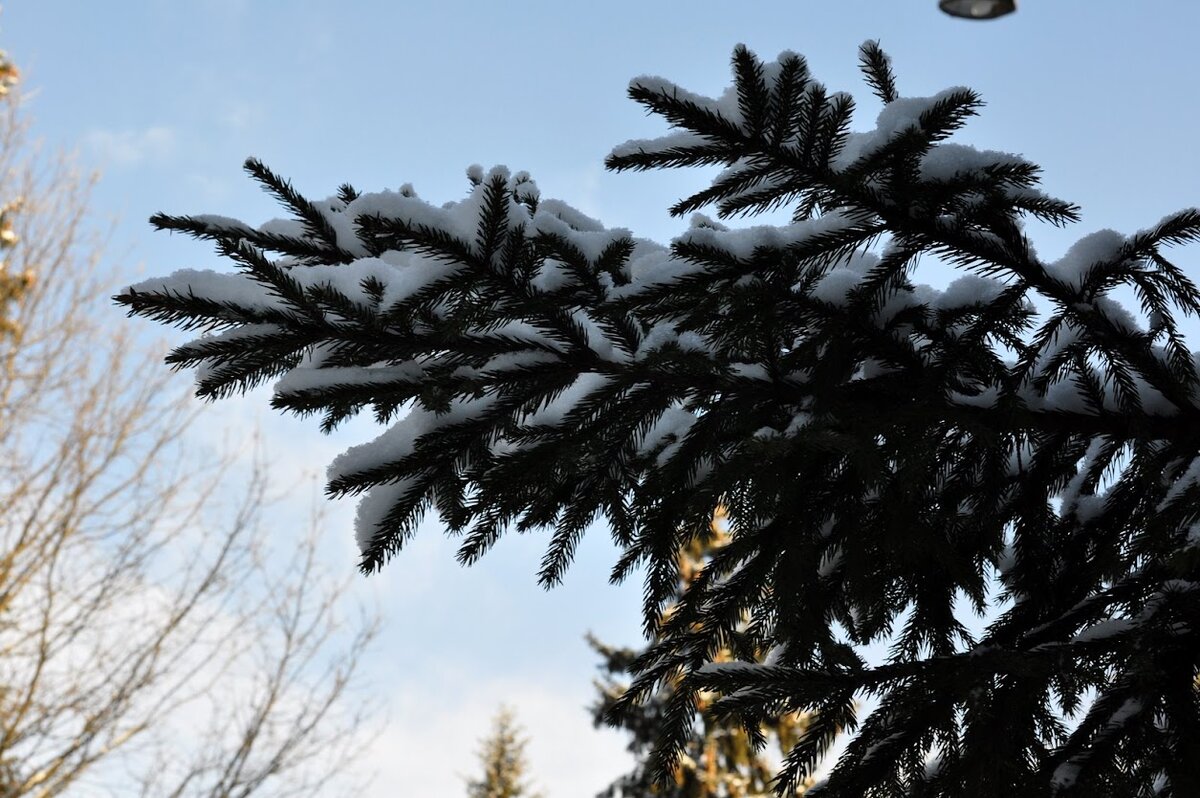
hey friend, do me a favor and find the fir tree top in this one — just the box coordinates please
[466,706,543,798]
[117,42,1200,796]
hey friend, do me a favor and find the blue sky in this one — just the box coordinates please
[7,1,1200,794]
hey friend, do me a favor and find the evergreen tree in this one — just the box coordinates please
[591,508,814,797]
[117,41,1200,796]
[466,706,543,798]
[592,506,816,792]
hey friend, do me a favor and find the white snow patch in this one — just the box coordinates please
[834,89,969,170]
[1045,230,1125,291]
[636,405,699,460]
[353,476,421,552]
[128,268,283,313]
[275,362,425,395]
[936,274,1007,309]
[918,143,1028,181]
[523,372,611,427]
[328,395,497,483]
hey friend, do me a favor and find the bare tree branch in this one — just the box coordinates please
[0,70,381,797]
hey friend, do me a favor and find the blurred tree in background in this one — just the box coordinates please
[0,49,381,797]
[466,706,543,798]
[0,45,30,340]
[590,508,814,797]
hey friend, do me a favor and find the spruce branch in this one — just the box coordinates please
[858,40,899,104]
[117,41,1200,797]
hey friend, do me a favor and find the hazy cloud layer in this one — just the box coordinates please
[83,125,176,166]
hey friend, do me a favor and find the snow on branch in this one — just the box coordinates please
[117,41,1200,796]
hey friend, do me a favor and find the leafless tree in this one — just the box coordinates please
[0,66,381,797]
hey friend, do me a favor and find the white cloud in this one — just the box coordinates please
[361,669,633,797]
[220,100,264,132]
[173,390,637,795]
[83,125,176,166]
[185,172,233,201]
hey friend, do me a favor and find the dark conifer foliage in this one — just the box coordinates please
[590,509,815,797]
[117,41,1200,796]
